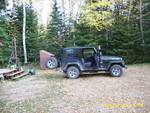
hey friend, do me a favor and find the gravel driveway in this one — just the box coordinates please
[0,64,150,113]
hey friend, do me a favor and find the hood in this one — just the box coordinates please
[101,56,123,61]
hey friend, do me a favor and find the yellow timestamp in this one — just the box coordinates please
[102,103,144,108]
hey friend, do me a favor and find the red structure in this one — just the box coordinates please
[40,50,55,69]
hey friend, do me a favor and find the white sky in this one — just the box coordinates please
[32,0,85,26]
[6,0,128,26]
[32,0,52,25]
[6,0,85,26]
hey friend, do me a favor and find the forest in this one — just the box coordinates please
[0,0,150,67]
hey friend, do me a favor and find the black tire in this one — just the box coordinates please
[67,66,80,79]
[46,57,58,69]
[110,64,123,77]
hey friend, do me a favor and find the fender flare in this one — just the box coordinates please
[63,62,84,72]
[107,61,125,71]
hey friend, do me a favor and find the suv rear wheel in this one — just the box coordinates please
[110,64,122,77]
[67,66,80,79]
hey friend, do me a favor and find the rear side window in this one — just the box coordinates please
[66,49,74,54]
[62,48,82,58]
[63,49,74,58]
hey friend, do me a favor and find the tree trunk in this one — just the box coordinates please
[128,0,133,29]
[139,0,146,62]
[4,0,9,17]
[4,0,8,9]
[139,0,145,45]
[22,0,28,64]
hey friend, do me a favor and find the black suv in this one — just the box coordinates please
[60,47,127,79]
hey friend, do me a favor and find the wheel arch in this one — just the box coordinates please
[107,62,124,71]
[64,63,83,72]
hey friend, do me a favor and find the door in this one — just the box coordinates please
[82,48,98,69]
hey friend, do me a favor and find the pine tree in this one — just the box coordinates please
[80,0,113,31]
[142,0,150,62]
[73,0,150,64]
[0,0,5,10]
[46,0,67,57]
[72,0,114,49]
[107,0,136,63]
[0,1,11,66]
[9,4,38,63]
[0,16,11,66]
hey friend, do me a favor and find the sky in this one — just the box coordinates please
[6,0,85,26]
[31,0,85,26]
[32,0,52,25]
[6,0,129,26]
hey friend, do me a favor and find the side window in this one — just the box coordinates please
[63,49,74,58]
[75,49,82,58]
[83,49,95,59]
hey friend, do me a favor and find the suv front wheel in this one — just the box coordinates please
[110,64,123,77]
[67,66,80,79]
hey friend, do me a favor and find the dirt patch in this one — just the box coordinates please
[0,77,48,102]
[59,65,150,113]
[0,64,150,113]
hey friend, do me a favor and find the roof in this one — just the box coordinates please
[63,46,96,50]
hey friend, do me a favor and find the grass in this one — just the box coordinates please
[0,72,65,113]
[1,95,54,113]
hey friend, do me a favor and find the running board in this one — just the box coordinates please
[82,68,107,72]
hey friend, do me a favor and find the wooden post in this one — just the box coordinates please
[10,37,18,66]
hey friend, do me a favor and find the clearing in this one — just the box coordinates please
[0,64,150,113]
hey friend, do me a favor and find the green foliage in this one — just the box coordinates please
[80,0,113,31]
[142,0,150,62]
[0,16,11,66]
[0,0,5,10]
[12,5,39,62]
[46,0,67,57]
[72,0,150,64]
[0,0,150,66]
[0,0,11,66]
[0,3,39,67]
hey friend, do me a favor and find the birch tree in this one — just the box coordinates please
[22,0,28,63]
